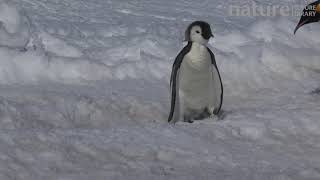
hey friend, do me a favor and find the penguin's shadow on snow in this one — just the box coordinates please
[310,88,320,95]
[217,109,229,120]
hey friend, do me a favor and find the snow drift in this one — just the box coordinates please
[0,0,30,49]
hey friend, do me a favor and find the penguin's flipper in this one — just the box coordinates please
[207,48,223,115]
[168,68,181,123]
[168,43,192,123]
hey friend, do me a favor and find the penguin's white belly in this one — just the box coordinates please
[179,44,213,110]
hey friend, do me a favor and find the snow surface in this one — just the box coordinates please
[0,0,320,179]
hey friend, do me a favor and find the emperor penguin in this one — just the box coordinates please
[168,21,223,123]
[294,0,320,34]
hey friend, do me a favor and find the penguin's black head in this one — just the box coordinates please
[294,0,320,34]
[185,21,214,44]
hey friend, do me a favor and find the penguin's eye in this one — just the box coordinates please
[196,30,200,34]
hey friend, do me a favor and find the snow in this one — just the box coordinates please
[0,0,319,179]
[0,0,30,49]
[38,32,83,58]
[0,0,20,34]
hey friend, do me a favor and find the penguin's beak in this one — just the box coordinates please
[294,1,320,35]
[294,19,309,34]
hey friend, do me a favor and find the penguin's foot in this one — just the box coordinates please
[187,120,194,123]
[183,108,211,122]
[183,115,194,123]
[194,108,211,120]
